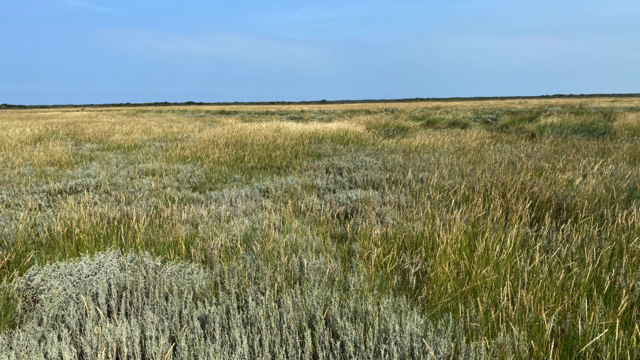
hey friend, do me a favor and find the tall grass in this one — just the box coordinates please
[1,99,640,358]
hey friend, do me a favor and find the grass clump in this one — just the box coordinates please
[533,119,613,138]
[409,110,474,130]
[365,119,415,139]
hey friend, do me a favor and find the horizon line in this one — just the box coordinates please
[2,93,640,109]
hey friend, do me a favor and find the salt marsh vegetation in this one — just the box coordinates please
[1,98,640,359]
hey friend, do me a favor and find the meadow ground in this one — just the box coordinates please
[1,98,640,359]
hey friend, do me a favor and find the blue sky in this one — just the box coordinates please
[1,0,638,105]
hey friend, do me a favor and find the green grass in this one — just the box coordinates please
[1,101,640,359]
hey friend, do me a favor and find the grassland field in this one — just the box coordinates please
[1,98,640,359]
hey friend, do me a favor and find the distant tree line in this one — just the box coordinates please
[1,93,639,110]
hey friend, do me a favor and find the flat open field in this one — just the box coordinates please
[1,98,640,359]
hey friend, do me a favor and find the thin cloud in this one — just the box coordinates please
[411,33,620,64]
[61,0,118,14]
[102,29,331,70]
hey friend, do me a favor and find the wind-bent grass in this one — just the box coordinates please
[1,98,640,359]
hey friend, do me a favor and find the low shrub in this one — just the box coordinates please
[0,251,480,360]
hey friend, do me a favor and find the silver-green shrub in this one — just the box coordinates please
[0,251,480,360]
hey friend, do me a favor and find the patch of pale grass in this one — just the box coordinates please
[614,112,640,134]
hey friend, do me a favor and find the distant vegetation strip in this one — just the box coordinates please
[1,93,640,109]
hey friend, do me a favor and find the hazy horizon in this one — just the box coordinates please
[1,0,639,105]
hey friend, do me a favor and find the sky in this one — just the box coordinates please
[0,0,638,105]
